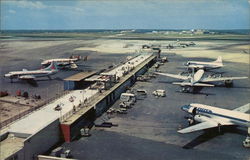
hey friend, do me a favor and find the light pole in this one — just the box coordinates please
[55,104,62,122]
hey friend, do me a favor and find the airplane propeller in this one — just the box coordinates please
[187,107,197,125]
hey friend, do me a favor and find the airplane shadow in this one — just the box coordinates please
[10,77,64,87]
[32,77,63,82]
[60,67,92,71]
[230,86,250,89]
[158,81,215,95]
[215,84,250,89]
[26,79,38,87]
[76,64,92,67]
[175,68,225,75]
[176,90,215,96]
[158,80,177,84]
[182,126,246,149]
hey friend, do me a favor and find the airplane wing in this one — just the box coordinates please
[19,75,35,80]
[173,82,214,87]
[201,76,248,82]
[178,117,235,134]
[155,72,189,80]
[178,121,218,133]
[233,103,250,113]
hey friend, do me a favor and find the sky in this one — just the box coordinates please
[1,0,250,30]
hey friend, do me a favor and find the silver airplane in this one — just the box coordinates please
[178,103,250,134]
[4,61,58,82]
[41,55,87,69]
[155,69,248,92]
[184,56,223,70]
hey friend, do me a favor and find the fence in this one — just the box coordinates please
[59,91,98,122]
[0,91,71,129]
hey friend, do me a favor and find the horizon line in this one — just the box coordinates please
[1,28,250,31]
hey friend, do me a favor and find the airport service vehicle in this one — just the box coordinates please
[41,55,87,69]
[178,103,250,134]
[120,93,136,107]
[136,89,147,95]
[184,56,223,70]
[116,108,127,114]
[177,41,196,48]
[80,128,90,137]
[155,69,248,92]
[243,136,250,148]
[152,90,166,97]
[120,102,131,109]
[4,61,58,82]
[160,57,168,63]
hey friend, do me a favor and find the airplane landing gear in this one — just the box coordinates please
[181,87,194,93]
[181,87,189,92]
[243,136,250,148]
[181,87,186,92]
[217,123,222,134]
[188,118,195,126]
[225,80,233,88]
[244,128,250,147]
[184,115,195,126]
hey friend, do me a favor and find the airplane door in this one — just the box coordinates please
[192,107,197,115]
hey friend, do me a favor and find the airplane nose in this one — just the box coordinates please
[181,105,190,111]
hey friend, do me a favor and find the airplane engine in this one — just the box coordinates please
[224,79,233,88]
[187,117,195,125]
[194,115,223,133]
[194,115,211,123]
[187,107,215,125]
[187,107,197,125]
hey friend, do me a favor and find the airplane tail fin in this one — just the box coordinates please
[70,55,86,61]
[44,61,58,71]
[214,56,222,63]
[83,55,88,61]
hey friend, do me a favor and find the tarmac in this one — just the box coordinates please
[61,54,250,160]
[0,39,130,99]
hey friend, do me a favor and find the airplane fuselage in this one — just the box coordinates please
[187,61,223,70]
[5,70,57,79]
[182,103,250,128]
[4,61,58,82]
[41,58,78,66]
